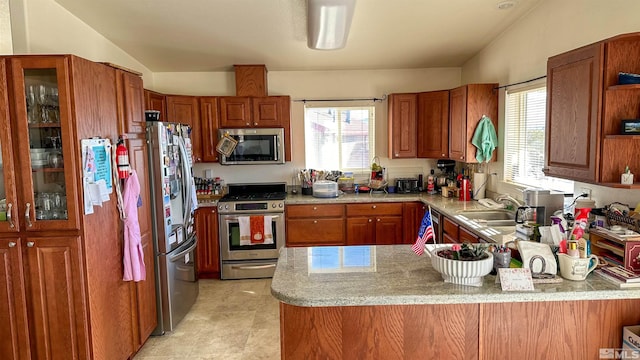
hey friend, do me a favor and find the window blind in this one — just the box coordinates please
[504,86,573,192]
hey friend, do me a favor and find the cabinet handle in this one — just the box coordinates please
[377,218,381,222]
[27,241,35,247]
[25,203,32,227]
[254,122,258,126]
[8,241,16,248]
[372,205,377,209]
[395,153,399,157]
[441,153,445,157]
[313,220,318,224]
[313,206,317,210]
[7,203,14,228]
[368,218,372,222]
[245,122,250,126]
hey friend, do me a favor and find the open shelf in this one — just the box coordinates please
[608,84,640,91]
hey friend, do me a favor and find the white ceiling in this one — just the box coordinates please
[54,0,542,72]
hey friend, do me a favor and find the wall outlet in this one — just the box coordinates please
[580,187,592,199]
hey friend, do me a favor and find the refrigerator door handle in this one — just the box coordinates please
[169,237,198,263]
[177,136,194,229]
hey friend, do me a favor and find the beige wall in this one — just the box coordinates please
[0,0,12,54]
[7,0,152,80]
[182,68,462,185]
[462,0,640,208]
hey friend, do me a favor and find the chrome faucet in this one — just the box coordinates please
[495,194,523,210]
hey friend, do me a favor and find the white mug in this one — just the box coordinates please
[557,253,598,281]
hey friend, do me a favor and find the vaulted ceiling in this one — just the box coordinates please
[54,0,542,72]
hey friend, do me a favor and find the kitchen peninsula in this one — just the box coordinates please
[271,245,640,360]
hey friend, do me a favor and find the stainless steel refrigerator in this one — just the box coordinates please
[146,121,199,335]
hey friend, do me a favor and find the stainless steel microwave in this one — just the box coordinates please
[218,128,285,165]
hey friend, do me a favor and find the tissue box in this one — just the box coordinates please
[623,326,640,354]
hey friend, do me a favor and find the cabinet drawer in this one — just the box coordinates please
[442,217,459,238]
[459,226,479,243]
[346,203,403,217]
[287,218,345,246]
[286,204,345,218]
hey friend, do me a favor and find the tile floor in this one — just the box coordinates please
[133,278,280,360]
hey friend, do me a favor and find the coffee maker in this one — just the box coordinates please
[435,159,456,193]
[515,188,564,226]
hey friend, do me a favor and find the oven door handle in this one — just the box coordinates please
[230,264,276,270]
[223,214,282,222]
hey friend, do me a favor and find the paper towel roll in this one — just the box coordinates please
[473,173,486,199]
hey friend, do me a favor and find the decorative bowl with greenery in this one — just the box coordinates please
[429,243,493,287]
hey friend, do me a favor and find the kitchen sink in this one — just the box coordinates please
[456,209,517,227]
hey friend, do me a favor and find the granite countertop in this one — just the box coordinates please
[270,244,640,307]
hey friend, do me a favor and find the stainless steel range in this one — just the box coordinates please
[218,183,286,279]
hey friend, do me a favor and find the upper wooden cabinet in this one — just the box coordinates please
[219,96,289,128]
[166,95,203,162]
[388,93,417,158]
[545,43,603,183]
[545,32,640,188]
[448,83,498,162]
[234,64,268,97]
[115,69,145,134]
[219,95,292,161]
[199,97,220,163]
[144,89,166,121]
[417,91,449,159]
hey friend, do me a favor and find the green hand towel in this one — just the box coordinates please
[472,115,497,163]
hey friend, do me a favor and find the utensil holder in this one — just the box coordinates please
[301,187,313,195]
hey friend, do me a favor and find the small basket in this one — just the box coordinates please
[605,209,640,233]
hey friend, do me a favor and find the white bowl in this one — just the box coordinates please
[430,246,493,286]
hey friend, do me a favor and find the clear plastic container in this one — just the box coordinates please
[338,177,355,193]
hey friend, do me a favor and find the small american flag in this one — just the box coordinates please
[411,208,435,256]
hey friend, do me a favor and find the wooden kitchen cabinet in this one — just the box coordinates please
[114,69,146,134]
[402,202,426,244]
[286,204,345,246]
[346,203,403,245]
[545,33,640,187]
[442,216,479,244]
[199,97,220,163]
[144,89,166,121]
[219,96,292,161]
[195,207,220,279]
[126,136,157,351]
[448,83,498,162]
[0,238,30,360]
[0,55,151,360]
[417,90,449,159]
[388,93,417,158]
[545,42,603,183]
[166,95,203,162]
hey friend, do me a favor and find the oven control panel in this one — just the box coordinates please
[218,200,285,214]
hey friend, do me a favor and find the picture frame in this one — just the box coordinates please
[621,119,640,135]
[215,133,238,156]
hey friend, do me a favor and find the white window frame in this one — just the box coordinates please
[303,104,375,174]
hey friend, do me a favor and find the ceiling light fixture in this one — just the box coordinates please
[307,0,356,50]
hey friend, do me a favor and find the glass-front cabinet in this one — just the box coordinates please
[1,56,79,232]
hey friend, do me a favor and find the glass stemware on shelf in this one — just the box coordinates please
[25,83,60,125]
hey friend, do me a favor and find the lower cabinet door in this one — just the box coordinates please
[375,216,403,245]
[24,236,89,360]
[134,231,158,349]
[346,218,376,245]
[195,208,220,278]
[0,238,31,360]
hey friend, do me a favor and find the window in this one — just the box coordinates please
[504,85,573,192]
[304,105,375,172]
